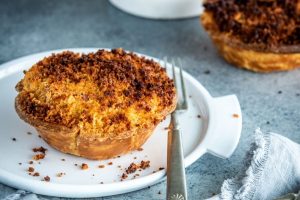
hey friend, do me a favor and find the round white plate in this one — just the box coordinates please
[0,48,242,198]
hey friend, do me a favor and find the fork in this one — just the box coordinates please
[164,57,188,200]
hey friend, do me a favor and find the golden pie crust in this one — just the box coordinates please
[15,49,176,160]
[201,1,300,73]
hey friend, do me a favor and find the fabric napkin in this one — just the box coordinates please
[3,129,300,200]
[210,128,300,200]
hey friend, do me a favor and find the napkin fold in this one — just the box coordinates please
[3,190,39,200]
[211,128,300,200]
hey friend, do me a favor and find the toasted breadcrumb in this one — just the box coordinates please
[33,172,40,177]
[81,163,89,170]
[28,167,34,172]
[57,172,66,177]
[33,146,47,154]
[137,147,143,151]
[33,154,45,160]
[44,176,50,182]
[232,114,239,118]
[140,160,150,169]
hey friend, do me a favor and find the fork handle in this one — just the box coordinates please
[167,127,188,200]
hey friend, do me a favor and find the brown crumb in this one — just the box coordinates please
[12,138,16,141]
[121,173,128,180]
[140,160,150,169]
[33,172,40,177]
[28,173,32,175]
[108,162,113,165]
[98,165,105,168]
[164,127,169,130]
[18,162,22,165]
[57,172,66,177]
[43,176,50,182]
[117,165,121,168]
[38,135,42,138]
[197,114,201,118]
[33,154,45,160]
[134,173,140,177]
[126,163,138,174]
[27,132,32,135]
[33,146,47,154]
[61,158,65,161]
[137,147,143,151]
[29,161,33,164]
[117,156,121,158]
[134,157,137,159]
[232,114,239,118]
[28,167,34,172]
[158,167,165,170]
[153,171,156,173]
[81,163,89,170]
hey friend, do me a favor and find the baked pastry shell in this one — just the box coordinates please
[201,12,300,73]
[15,95,176,160]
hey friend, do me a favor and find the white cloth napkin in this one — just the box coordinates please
[3,190,40,200]
[3,129,300,200]
[210,128,300,200]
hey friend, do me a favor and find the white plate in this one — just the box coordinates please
[0,48,242,198]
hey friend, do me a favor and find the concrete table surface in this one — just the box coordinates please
[1,0,300,199]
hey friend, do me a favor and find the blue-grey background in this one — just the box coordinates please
[1,0,300,199]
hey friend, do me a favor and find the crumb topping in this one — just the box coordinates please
[232,113,239,118]
[57,172,66,177]
[28,167,34,172]
[43,176,50,182]
[16,49,176,138]
[33,146,47,154]
[126,163,138,174]
[140,160,150,169]
[33,172,40,177]
[203,0,300,51]
[33,154,45,161]
[137,147,143,151]
[81,163,88,170]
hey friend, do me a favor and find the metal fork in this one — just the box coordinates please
[164,57,188,200]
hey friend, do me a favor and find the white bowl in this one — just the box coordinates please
[109,0,203,19]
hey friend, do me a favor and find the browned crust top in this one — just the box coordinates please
[203,0,300,53]
[16,48,176,138]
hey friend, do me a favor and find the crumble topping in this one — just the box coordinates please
[203,0,300,51]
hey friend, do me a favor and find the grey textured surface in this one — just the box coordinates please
[1,0,300,199]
